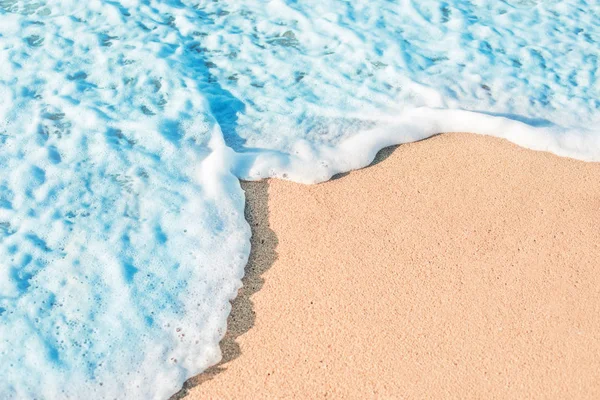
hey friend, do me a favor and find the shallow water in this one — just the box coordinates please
[0,0,598,398]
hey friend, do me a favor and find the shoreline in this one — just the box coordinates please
[176,132,600,399]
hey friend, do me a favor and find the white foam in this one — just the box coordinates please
[0,0,598,399]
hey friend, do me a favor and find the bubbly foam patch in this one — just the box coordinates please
[0,1,249,398]
[0,0,598,399]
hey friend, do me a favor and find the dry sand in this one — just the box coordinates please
[177,133,600,399]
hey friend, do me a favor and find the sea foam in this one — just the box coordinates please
[0,0,598,399]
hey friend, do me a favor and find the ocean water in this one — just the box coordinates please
[0,0,598,398]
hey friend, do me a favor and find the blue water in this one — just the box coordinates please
[0,0,598,398]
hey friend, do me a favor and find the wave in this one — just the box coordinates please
[0,0,598,398]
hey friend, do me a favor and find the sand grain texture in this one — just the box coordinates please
[182,133,600,399]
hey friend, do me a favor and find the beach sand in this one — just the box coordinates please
[177,133,600,399]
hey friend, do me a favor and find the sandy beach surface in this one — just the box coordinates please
[177,133,600,399]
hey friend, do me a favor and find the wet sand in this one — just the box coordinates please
[178,133,600,399]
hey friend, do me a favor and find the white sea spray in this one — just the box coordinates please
[0,0,598,398]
